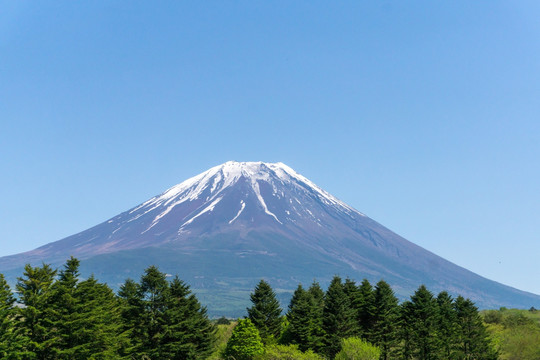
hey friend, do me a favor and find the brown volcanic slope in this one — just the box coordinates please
[1,161,539,314]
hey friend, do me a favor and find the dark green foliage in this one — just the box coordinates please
[322,276,357,358]
[247,280,283,343]
[224,318,264,360]
[161,276,215,359]
[371,280,399,360]
[356,279,375,342]
[306,281,325,352]
[15,262,58,360]
[436,291,458,358]
[68,276,128,359]
[406,285,441,360]
[454,296,498,360]
[120,266,215,359]
[0,274,25,359]
[285,284,324,352]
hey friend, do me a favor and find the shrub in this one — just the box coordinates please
[224,319,265,360]
[335,337,381,360]
[257,344,324,359]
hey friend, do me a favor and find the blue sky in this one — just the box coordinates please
[1,1,540,295]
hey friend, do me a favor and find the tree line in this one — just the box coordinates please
[225,277,498,360]
[0,257,498,359]
[0,257,214,359]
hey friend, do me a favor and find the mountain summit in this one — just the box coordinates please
[1,161,539,314]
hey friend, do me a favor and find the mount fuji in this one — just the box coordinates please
[1,161,539,315]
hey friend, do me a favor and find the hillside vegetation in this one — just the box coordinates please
[482,308,540,359]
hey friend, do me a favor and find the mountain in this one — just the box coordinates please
[1,161,539,316]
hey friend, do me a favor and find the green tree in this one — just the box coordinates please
[454,296,497,360]
[306,281,325,353]
[335,337,380,360]
[322,276,357,358]
[0,273,25,359]
[119,266,214,359]
[399,300,415,360]
[357,279,375,342]
[247,280,283,343]
[69,275,128,359]
[407,285,441,360]
[259,344,324,359]
[343,278,360,337]
[224,318,265,360]
[285,284,324,352]
[160,276,215,359]
[48,257,81,359]
[371,280,399,360]
[117,278,141,356]
[436,291,458,359]
[15,263,58,360]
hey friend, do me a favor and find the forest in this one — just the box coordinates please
[0,257,536,359]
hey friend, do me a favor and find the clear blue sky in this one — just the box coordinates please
[1,1,539,295]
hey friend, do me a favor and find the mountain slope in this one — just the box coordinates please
[1,161,538,315]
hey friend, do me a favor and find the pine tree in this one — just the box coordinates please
[15,263,58,360]
[49,257,80,358]
[224,318,264,360]
[436,291,458,359]
[408,285,440,360]
[285,284,309,349]
[343,278,360,337]
[322,276,357,358]
[70,275,128,359]
[247,279,282,343]
[454,296,498,360]
[137,265,169,358]
[160,276,215,359]
[357,279,376,341]
[399,300,415,360]
[371,280,399,360]
[307,281,326,353]
[119,266,215,359]
[0,273,25,359]
[286,284,326,352]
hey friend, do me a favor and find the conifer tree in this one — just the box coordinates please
[357,279,376,341]
[407,285,440,360]
[49,257,81,358]
[454,296,498,360]
[343,278,360,337]
[117,278,141,344]
[15,263,58,360]
[307,281,326,353]
[436,291,458,359]
[70,275,128,359]
[322,276,357,358]
[119,266,215,359]
[247,279,282,343]
[399,300,414,360]
[160,276,215,359]
[137,265,169,358]
[285,284,310,350]
[0,273,25,359]
[371,280,399,360]
[286,284,326,352]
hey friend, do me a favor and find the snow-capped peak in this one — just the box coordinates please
[126,161,364,235]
